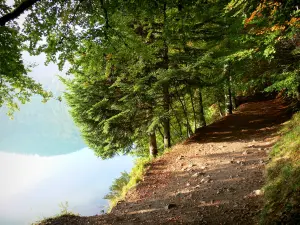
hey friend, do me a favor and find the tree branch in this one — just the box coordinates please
[0,0,40,26]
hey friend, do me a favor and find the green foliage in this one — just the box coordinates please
[2,0,299,165]
[104,171,130,201]
[104,157,152,211]
[0,25,52,117]
[261,112,300,224]
[2,0,300,221]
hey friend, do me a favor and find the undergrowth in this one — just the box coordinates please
[32,201,78,225]
[261,112,300,224]
[104,157,152,211]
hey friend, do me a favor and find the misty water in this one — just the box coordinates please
[0,98,133,225]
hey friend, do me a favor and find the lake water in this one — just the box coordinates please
[0,98,133,225]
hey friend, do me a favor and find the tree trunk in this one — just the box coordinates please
[231,91,237,110]
[187,86,197,131]
[175,86,192,137]
[162,2,171,149]
[149,132,158,157]
[170,102,183,138]
[198,88,206,127]
[217,100,224,117]
[297,84,300,102]
[224,64,232,115]
[225,86,233,115]
[163,84,171,148]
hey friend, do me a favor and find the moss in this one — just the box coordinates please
[260,112,300,225]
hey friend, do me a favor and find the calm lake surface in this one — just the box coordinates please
[0,98,134,225]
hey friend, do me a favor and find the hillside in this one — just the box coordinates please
[0,97,84,156]
[38,97,292,224]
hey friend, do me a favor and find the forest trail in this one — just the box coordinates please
[42,98,291,225]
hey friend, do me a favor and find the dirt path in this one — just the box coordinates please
[41,98,291,225]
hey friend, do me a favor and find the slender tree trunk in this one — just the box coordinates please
[231,90,237,110]
[224,64,232,115]
[149,132,158,157]
[225,82,233,115]
[157,126,164,140]
[162,2,171,149]
[163,84,171,148]
[188,86,197,131]
[170,102,183,137]
[217,100,224,117]
[297,84,300,102]
[198,88,206,127]
[181,91,193,136]
[175,86,192,137]
[170,122,181,139]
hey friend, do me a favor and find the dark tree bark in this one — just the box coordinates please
[0,0,40,26]
[149,132,158,157]
[198,88,206,127]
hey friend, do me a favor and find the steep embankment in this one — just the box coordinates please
[39,98,292,225]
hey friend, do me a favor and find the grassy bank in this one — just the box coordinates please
[104,157,153,211]
[261,112,300,224]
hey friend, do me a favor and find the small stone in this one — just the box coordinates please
[165,203,177,210]
[186,182,191,186]
[191,172,205,178]
[254,190,263,196]
[200,177,211,183]
[186,168,192,172]
[177,155,184,160]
